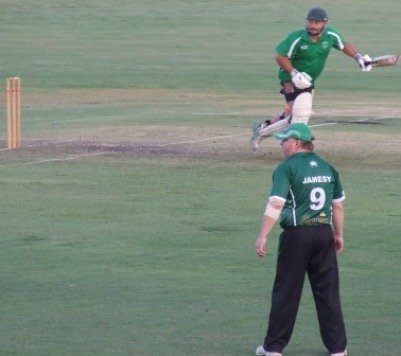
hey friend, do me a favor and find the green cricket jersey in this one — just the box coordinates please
[276,26,346,84]
[270,152,345,228]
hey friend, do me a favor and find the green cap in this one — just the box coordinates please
[306,7,328,21]
[274,123,315,142]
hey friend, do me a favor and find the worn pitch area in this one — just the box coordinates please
[1,89,400,167]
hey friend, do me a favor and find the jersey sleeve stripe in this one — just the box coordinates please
[287,37,302,57]
[327,31,345,50]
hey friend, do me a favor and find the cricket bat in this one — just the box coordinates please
[365,54,400,67]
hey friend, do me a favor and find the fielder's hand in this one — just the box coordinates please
[291,70,312,89]
[255,235,267,257]
[334,233,344,254]
[354,53,372,72]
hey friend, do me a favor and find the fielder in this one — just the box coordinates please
[250,7,372,150]
[254,123,348,356]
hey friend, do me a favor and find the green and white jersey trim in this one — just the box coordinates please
[327,31,345,50]
[287,37,302,58]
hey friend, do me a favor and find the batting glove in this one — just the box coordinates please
[291,70,312,89]
[354,53,372,72]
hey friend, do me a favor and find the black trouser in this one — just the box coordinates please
[263,225,347,354]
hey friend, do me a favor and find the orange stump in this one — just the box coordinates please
[6,77,22,149]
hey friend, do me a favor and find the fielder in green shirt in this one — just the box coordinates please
[271,145,344,229]
[251,7,372,150]
[254,123,347,356]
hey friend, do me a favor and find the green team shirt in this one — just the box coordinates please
[276,26,346,84]
[269,152,345,228]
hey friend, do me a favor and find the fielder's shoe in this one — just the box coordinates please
[331,350,348,356]
[255,345,282,356]
[250,121,270,150]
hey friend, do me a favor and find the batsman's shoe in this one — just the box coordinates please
[250,121,270,150]
[255,345,282,356]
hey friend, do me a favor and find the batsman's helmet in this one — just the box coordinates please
[306,7,328,21]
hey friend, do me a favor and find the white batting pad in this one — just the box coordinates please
[259,118,290,138]
[292,92,312,124]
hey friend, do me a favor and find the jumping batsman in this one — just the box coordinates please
[250,7,371,150]
[254,123,347,356]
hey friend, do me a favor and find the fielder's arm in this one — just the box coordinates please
[255,198,284,257]
[332,201,345,253]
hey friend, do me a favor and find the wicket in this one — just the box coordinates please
[6,77,22,149]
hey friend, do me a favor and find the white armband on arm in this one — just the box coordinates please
[264,201,281,221]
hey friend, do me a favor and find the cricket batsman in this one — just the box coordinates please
[250,7,372,150]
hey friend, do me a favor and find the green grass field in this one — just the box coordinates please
[0,1,400,355]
